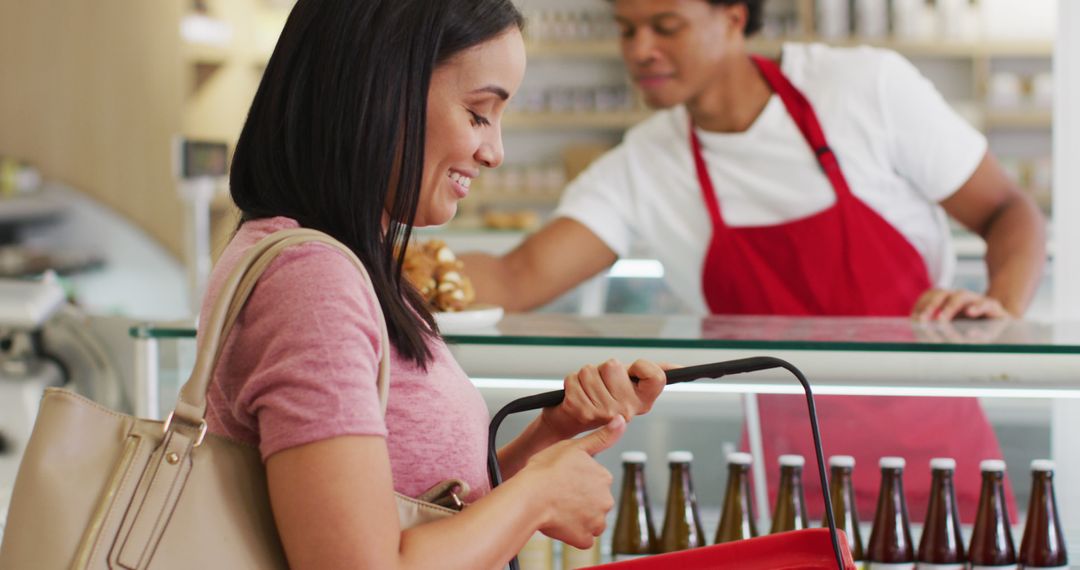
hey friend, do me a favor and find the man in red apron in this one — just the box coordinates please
[463,0,1046,522]
[695,53,1016,522]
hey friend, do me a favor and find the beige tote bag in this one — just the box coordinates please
[0,228,465,569]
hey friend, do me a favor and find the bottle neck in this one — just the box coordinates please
[669,462,694,501]
[622,463,648,505]
[872,468,909,530]
[829,466,852,494]
[970,470,1015,564]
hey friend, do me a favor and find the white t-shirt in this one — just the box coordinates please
[555,43,987,314]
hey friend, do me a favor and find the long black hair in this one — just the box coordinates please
[230,0,523,367]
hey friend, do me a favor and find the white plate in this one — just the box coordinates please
[434,304,504,333]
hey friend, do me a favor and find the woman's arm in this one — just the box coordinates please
[496,359,669,479]
[267,420,626,570]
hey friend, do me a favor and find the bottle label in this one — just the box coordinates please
[970,566,1019,570]
[867,564,915,570]
[916,564,965,570]
[612,554,652,561]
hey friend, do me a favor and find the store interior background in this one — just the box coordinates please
[0,0,1070,548]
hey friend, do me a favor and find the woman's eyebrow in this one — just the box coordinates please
[470,85,510,101]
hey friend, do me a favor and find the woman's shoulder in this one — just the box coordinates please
[201,219,381,332]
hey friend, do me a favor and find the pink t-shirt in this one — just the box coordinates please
[199,217,491,500]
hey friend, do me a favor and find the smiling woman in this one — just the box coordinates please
[197,1,670,569]
[418,32,526,227]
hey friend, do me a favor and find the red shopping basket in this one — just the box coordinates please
[487,357,856,570]
[580,529,856,569]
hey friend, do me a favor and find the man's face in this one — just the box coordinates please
[613,0,747,109]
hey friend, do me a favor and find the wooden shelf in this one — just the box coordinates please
[503,110,652,130]
[181,41,230,66]
[504,106,1052,132]
[525,39,619,58]
[984,109,1054,129]
[525,37,1053,59]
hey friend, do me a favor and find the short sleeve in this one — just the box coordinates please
[553,144,638,258]
[879,50,988,202]
[230,243,389,460]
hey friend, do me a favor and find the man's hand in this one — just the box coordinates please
[911,288,1011,322]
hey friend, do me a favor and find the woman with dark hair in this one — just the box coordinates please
[199,1,668,567]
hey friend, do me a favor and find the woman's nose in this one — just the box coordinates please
[476,130,504,169]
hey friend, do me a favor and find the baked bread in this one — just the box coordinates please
[401,239,476,312]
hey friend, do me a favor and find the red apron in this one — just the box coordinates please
[694,55,1012,523]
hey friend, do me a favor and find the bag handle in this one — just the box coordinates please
[170,228,391,428]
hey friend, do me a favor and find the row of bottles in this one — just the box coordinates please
[852,457,1067,569]
[611,452,1067,570]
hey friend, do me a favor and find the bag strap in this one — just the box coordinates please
[169,228,391,429]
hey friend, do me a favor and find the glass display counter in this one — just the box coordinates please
[130,314,1080,559]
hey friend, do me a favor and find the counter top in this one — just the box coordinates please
[443,314,1074,353]
[132,314,1080,397]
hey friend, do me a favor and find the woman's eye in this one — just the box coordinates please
[619,25,634,39]
[469,110,490,127]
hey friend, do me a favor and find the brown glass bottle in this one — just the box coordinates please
[611,451,657,560]
[969,459,1016,569]
[714,452,757,544]
[916,458,965,569]
[1019,460,1068,569]
[866,456,915,569]
[658,451,705,553]
[770,454,809,534]
[826,455,864,563]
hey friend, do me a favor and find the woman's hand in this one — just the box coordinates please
[911,288,1011,322]
[522,416,627,548]
[540,358,670,441]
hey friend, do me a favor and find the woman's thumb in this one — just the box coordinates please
[575,415,626,456]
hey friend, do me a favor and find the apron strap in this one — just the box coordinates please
[748,54,853,200]
[689,123,725,229]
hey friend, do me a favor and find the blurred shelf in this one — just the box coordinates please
[0,193,65,225]
[503,110,652,130]
[524,37,1054,59]
[984,109,1054,129]
[525,39,619,58]
[467,193,561,205]
[181,42,230,66]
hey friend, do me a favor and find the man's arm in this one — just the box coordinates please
[460,218,618,312]
[913,151,1046,320]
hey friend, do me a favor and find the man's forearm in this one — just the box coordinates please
[459,251,526,311]
[982,192,1047,315]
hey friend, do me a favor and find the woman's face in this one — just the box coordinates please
[613,0,747,109]
[414,27,526,227]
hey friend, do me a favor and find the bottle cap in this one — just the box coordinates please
[980,459,1007,472]
[930,458,956,471]
[668,450,693,463]
[1031,459,1055,472]
[727,452,753,466]
[779,454,805,467]
[879,456,905,469]
[829,455,855,468]
[621,451,647,464]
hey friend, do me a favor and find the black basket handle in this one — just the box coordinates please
[487,356,844,570]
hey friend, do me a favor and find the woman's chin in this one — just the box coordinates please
[413,206,458,228]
